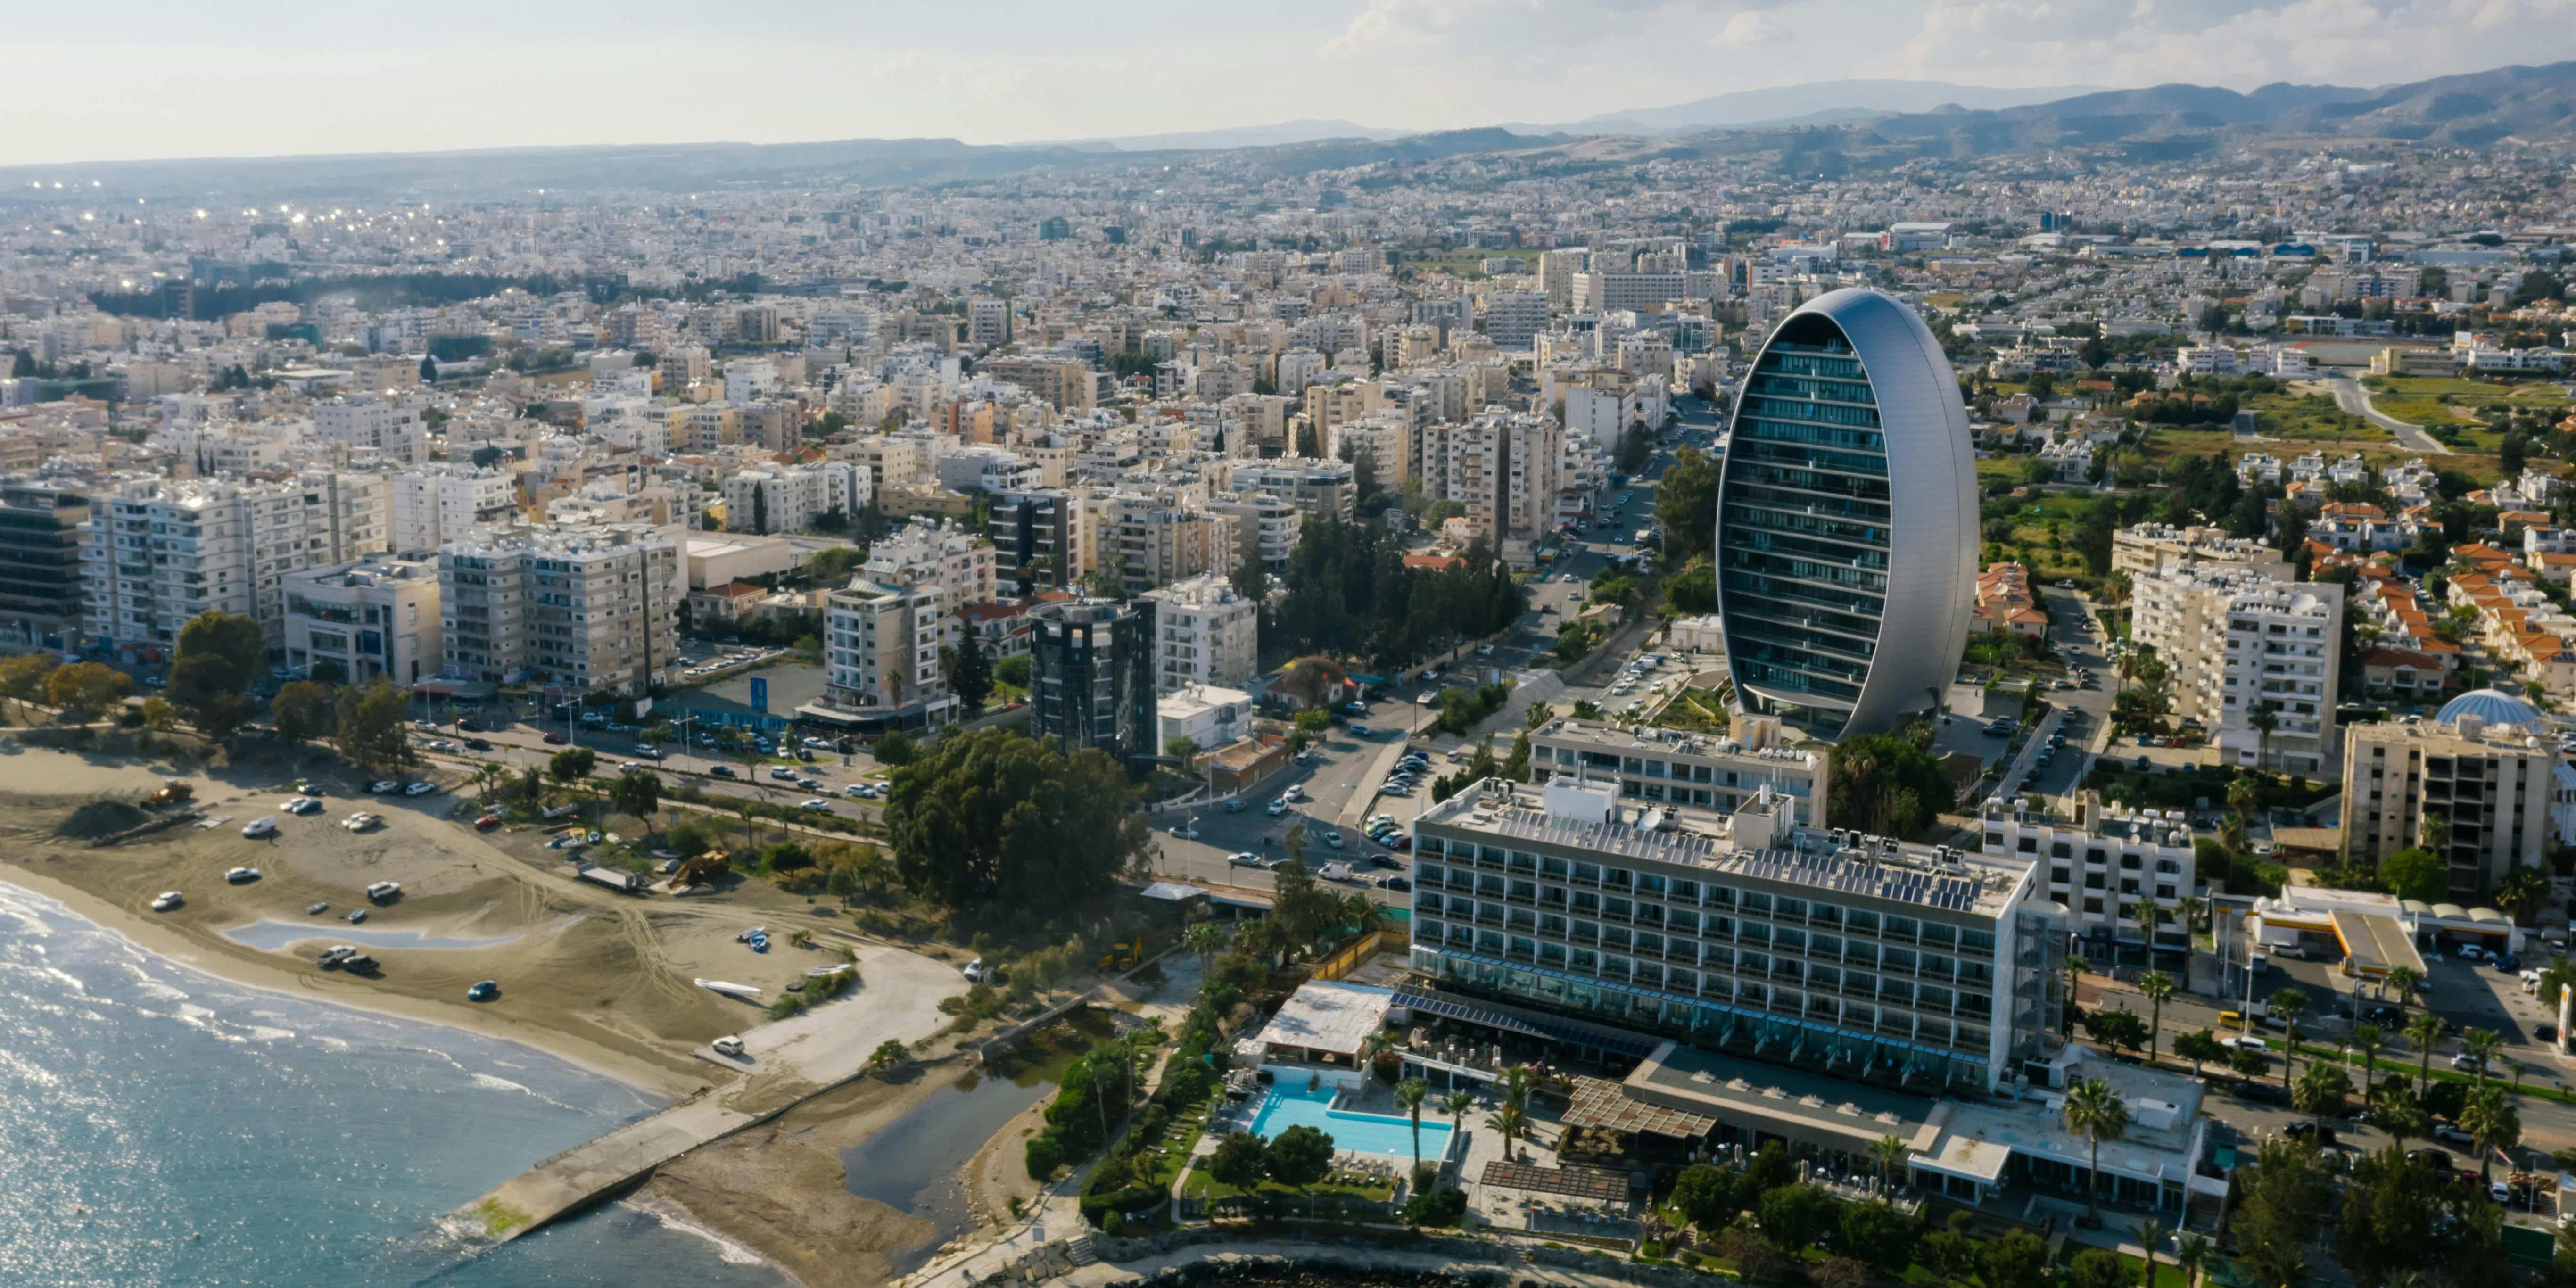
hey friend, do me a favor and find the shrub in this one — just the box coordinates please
[1024,1135,1063,1180]
[1399,1185,1468,1228]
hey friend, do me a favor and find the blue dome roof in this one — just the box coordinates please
[2436,688,2541,729]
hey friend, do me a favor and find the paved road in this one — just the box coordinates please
[2317,372,2444,454]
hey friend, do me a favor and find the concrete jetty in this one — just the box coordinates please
[444,939,967,1246]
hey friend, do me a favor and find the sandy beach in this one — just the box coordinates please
[0,740,912,1097]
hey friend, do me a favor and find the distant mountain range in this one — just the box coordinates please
[8,64,2575,201]
[1500,79,2108,136]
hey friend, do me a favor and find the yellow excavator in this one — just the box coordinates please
[1096,939,1143,972]
[144,780,194,808]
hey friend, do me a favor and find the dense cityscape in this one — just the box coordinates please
[6,55,2576,1288]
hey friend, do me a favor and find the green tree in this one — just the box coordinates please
[2138,970,2175,1061]
[0,653,57,721]
[994,654,1031,689]
[271,681,335,743]
[2494,865,2551,925]
[2406,1011,2448,1093]
[42,662,132,720]
[1979,1230,2053,1288]
[609,769,661,825]
[1264,1123,1335,1188]
[2236,1137,2331,1288]
[2172,1028,2225,1077]
[176,610,264,691]
[2084,1007,2149,1056]
[548,746,598,784]
[166,654,253,737]
[1839,1200,1918,1275]
[332,680,411,773]
[1670,1163,1739,1230]
[1756,1184,1838,1253]
[1653,446,1722,565]
[2271,987,2311,1087]
[2352,1023,2385,1106]
[872,730,919,767]
[2294,1063,2352,1135]
[1208,1131,1268,1189]
[868,1039,907,1073]
[1484,1102,1527,1161]
[2461,1085,2520,1186]
[2378,847,2447,902]
[949,640,995,716]
[2062,1078,2130,1228]
[1825,733,1955,837]
[1395,1077,1431,1177]
[882,727,1149,910]
[1164,736,1201,761]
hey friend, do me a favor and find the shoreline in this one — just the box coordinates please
[0,863,701,1099]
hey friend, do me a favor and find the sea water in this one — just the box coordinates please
[0,881,787,1287]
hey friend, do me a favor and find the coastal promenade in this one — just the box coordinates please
[445,939,967,1247]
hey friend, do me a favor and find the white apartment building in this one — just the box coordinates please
[722,462,868,536]
[282,554,441,685]
[1484,290,1550,350]
[1980,793,2196,964]
[2340,694,2565,899]
[864,518,996,647]
[1273,349,1328,397]
[2132,566,2344,775]
[1098,491,1238,595]
[968,297,1011,349]
[392,466,515,554]
[1140,574,1259,692]
[314,394,428,465]
[818,576,956,734]
[81,479,338,650]
[1416,412,1565,558]
[722,358,779,403]
[1569,270,1718,314]
[933,446,1040,495]
[1202,491,1300,573]
[300,472,391,566]
[2110,523,2293,582]
[438,524,680,695]
[1529,718,1829,825]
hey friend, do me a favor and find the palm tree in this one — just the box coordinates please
[1867,1133,1908,1193]
[1440,1089,1475,1141]
[2173,1232,2213,1288]
[2460,1027,2502,1090]
[2061,1077,2130,1229]
[2385,965,2422,1023]
[2248,702,2281,772]
[1497,1063,1537,1115]
[2129,899,2162,970]
[1182,919,1228,981]
[2061,954,2087,1033]
[2462,1085,2521,1187]
[2138,970,2175,1063]
[2269,987,2310,1088]
[2132,1217,2169,1288]
[1395,1078,1431,1179]
[2293,1064,2352,1137]
[2405,1011,2448,1093]
[2351,1023,2384,1106]
[1486,1102,1528,1162]
[1362,1028,1405,1082]
[2171,894,2205,991]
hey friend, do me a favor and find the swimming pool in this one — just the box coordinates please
[1249,1083,1454,1163]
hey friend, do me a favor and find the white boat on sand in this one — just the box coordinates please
[694,978,762,1000]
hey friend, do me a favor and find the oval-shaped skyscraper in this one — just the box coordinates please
[1714,288,1975,739]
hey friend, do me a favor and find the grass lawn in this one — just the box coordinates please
[2245,391,2389,444]
[1178,1169,1395,1205]
[2290,1042,2576,1105]
[2365,375,2571,405]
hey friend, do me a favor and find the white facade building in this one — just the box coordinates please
[1139,573,1259,693]
[282,554,441,685]
[392,466,515,555]
[2132,566,2344,775]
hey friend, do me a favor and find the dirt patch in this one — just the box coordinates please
[644,1068,964,1288]
[55,799,150,839]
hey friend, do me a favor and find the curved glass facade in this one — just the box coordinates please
[1716,290,1973,739]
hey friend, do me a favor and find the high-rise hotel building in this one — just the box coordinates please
[1407,775,2063,1093]
[1714,289,1976,738]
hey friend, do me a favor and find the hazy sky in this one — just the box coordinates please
[9,0,2576,164]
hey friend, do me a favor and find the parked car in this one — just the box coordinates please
[368,780,401,794]
[544,732,567,744]
[1228,852,1264,868]
[463,738,493,751]
[710,764,736,777]
[240,817,278,838]
[404,781,438,796]
[281,796,322,816]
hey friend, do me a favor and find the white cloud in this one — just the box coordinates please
[1710,10,1793,45]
